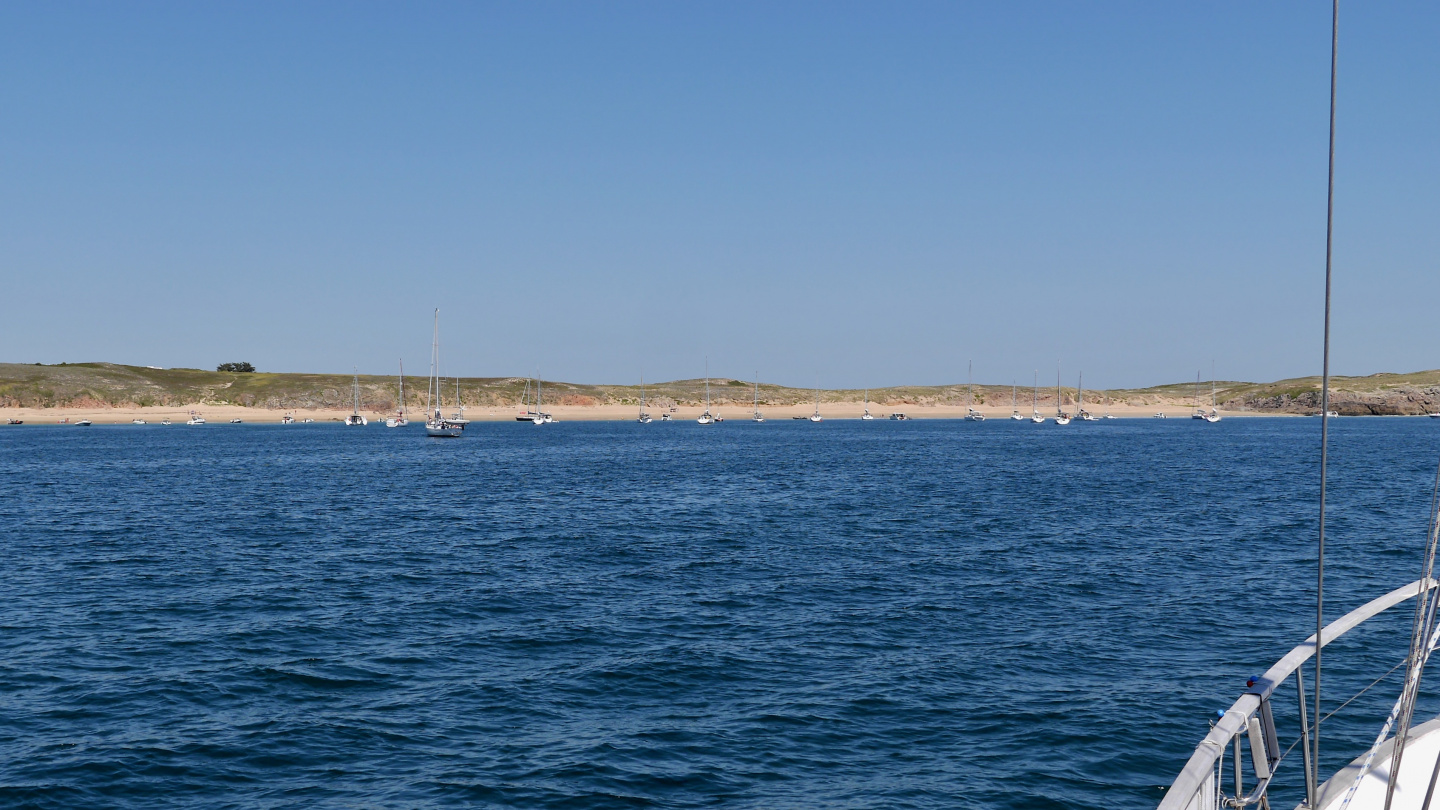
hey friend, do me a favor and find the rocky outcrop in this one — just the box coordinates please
[1227,387,1440,416]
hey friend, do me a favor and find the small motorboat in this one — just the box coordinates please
[76,420,92,427]
[889,413,908,421]
[6,419,21,425]
[132,419,146,425]
[281,413,295,424]
[301,418,315,423]
[1154,412,1167,419]
[187,412,205,425]
[229,418,243,424]
[161,419,172,426]
[660,413,671,421]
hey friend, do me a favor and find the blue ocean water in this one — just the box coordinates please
[3,417,1440,809]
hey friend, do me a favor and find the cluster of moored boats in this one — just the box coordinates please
[2,359,1233,431]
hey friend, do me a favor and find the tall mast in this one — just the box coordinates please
[705,357,710,411]
[1055,364,1062,415]
[428,309,439,419]
[1078,372,1083,412]
[353,368,360,416]
[1033,370,1038,412]
[399,359,405,418]
[968,360,974,409]
[640,374,645,416]
[754,373,759,414]
[1314,0,1339,789]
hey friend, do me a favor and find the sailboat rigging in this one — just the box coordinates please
[345,369,367,426]
[1031,370,1045,423]
[1155,6,1440,808]
[753,374,765,422]
[1053,365,1070,425]
[1077,372,1097,421]
[697,359,715,425]
[386,361,408,427]
[424,309,462,438]
[965,361,985,421]
[638,375,652,423]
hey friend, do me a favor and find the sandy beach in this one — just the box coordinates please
[0,401,1285,425]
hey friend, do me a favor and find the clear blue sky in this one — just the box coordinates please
[2,2,1436,389]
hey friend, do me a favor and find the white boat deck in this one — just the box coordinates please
[1311,716,1440,810]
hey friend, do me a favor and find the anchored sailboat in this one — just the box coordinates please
[1077,372,1097,421]
[862,388,874,420]
[449,376,469,427]
[1031,370,1045,423]
[1053,365,1070,425]
[386,361,408,427]
[424,309,463,438]
[1205,363,1221,422]
[638,375,652,423]
[1190,370,1220,422]
[965,361,985,421]
[345,370,367,426]
[697,359,715,425]
[1010,382,1024,420]
[753,374,765,422]
[808,377,823,422]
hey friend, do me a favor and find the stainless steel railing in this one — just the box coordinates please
[1158,578,1437,810]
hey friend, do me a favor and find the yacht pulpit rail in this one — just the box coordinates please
[1157,578,1437,810]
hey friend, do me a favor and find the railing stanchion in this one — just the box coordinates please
[1298,668,1316,807]
[1235,734,1244,802]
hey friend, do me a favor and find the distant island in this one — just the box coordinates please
[2,362,1438,422]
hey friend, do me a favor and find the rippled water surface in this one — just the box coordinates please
[4,417,1440,809]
